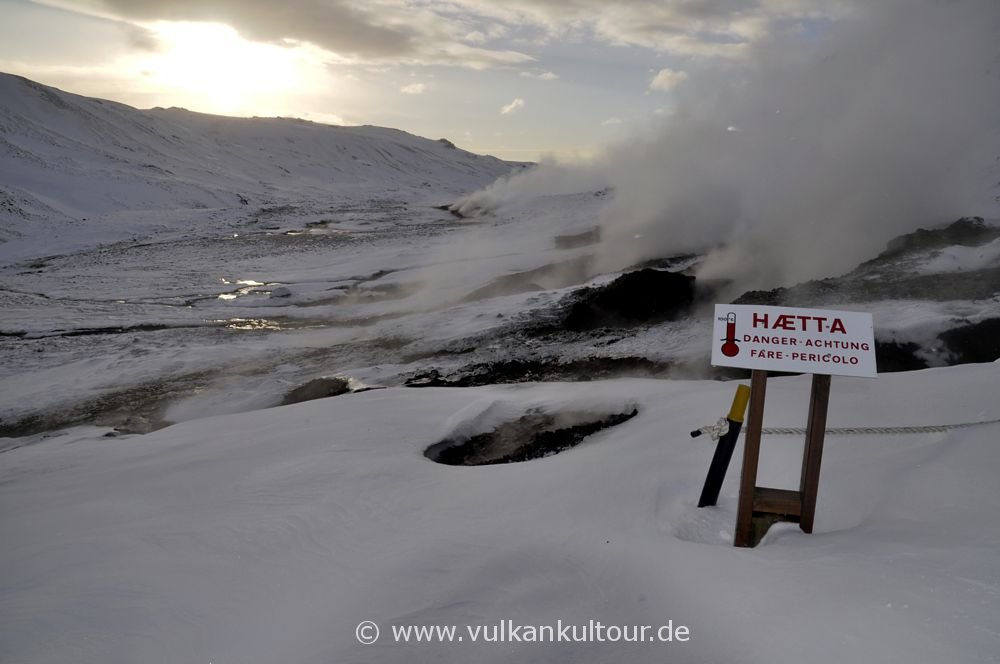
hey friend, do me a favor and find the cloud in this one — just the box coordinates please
[520,70,558,81]
[423,43,532,70]
[400,82,426,94]
[60,0,532,68]
[601,117,623,126]
[464,30,486,44]
[60,0,857,70]
[120,22,161,51]
[89,0,416,57]
[500,97,525,114]
[442,0,854,58]
[649,68,687,92]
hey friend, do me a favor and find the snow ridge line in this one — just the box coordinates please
[743,418,1000,436]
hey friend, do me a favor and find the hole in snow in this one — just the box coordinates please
[424,408,638,466]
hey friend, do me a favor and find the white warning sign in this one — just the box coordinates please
[711,304,877,378]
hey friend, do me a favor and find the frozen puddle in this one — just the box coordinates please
[425,407,638,465]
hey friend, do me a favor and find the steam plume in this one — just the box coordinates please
[458,0,1000,291]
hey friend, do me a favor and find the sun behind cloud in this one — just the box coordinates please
[125,22,324,115]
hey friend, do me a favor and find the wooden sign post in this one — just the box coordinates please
[733,370,830,547]
[709,305,876,548]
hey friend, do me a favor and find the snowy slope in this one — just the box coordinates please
[2,364,998,663]
[0,73,521,255]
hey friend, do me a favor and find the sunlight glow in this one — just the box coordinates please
[127,22,321,115]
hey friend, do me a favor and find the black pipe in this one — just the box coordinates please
[697,385,751,508]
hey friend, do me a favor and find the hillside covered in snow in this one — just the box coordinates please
[0,72,520,256]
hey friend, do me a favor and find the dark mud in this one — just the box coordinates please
[425,408,639,466]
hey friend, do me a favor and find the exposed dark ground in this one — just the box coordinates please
[2,217,997,440]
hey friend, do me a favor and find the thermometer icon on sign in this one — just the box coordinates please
[720,312,740,357]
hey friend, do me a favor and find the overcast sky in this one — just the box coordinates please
[2,0,860,160]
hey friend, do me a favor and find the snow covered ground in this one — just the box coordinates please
[2,75,999,663]
[3,365,999,663]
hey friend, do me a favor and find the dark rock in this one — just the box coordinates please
[733,217,1000,308]
[735,266,1000,307]
[875,340,929,373]
[562,269,695,331]
[939,318,1000,364]
[627,253,699,272]
[735,277,842,307]
[877,217,996,261]
[434,203,467,218]
[281,377,351,405]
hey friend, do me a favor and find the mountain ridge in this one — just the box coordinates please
[0,72,521,249]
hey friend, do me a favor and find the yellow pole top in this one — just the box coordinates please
[727,384,752,423]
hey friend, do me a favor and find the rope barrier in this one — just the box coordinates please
[693,417,1000,438]
[742,418,1000,436]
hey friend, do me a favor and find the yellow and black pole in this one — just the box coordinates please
[696,384,751,508]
